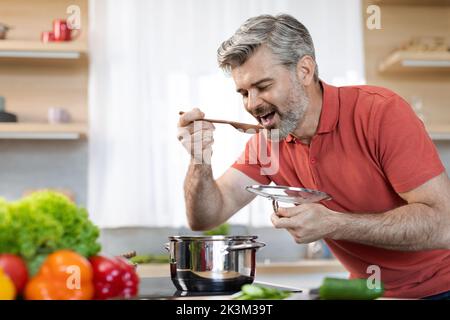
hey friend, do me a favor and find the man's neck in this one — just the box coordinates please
[292,81,323,144]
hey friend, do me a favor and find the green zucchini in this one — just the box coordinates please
[319,277,384,300]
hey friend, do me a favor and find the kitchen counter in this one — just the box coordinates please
[131,276,306,300]
[136,259,346,278]
[133,261,346,300]
[132,276,403,300]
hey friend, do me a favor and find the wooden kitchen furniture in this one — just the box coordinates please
[0,0,89,140]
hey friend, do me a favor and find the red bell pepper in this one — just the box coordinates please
[0,254,29,295]
[89,255,139,299]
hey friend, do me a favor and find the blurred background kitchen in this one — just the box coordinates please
[0,0,449,288]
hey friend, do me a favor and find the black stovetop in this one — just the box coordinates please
[134,277,301,299]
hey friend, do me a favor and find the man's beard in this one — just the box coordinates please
[267,77,309,142]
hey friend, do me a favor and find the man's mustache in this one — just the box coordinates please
[251,105,279,117]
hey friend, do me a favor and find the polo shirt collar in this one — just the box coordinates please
[316,80,339,134]
[286,80,339,143]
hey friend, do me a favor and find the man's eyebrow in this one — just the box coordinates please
[236,77,274,93]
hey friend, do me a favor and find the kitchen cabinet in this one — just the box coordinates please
[362,0,450,140]
[0,0,89,140]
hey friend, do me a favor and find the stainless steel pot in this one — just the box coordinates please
[166,235,265,292]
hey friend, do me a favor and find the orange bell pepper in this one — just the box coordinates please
[24,250,94,300]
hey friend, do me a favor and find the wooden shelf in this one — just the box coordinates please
[0,123,87,140]
[0,40,87,59]
[373,0,450,6]
[378,50,450,73]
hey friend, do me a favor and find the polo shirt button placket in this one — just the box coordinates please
[309,156,319,187]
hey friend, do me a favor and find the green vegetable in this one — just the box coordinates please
[242,284,265,298]
[0,191,101,275]
[129,254,169,264]
[319,277,384,300]
[233,284,291,300]
[202,223,230,236]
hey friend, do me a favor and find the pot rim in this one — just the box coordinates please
[168,235,258,241]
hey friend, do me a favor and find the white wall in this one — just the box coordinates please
[0,140,87,204]
[88,0,367,228]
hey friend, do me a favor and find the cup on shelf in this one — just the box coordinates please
[53,19,81,41]
[41,31,55,43]
[0,23,11,40]
[41,19,81,43]
[48,107,71,124]
[0,96,17,122]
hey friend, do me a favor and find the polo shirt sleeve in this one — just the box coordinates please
[231,134,272,185]
[377,95,445,194]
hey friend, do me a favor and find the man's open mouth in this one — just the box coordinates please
[258,111,276,127]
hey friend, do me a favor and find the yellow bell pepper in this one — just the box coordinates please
[0,268,16,300]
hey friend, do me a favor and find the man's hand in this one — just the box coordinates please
[178,108,259,231]
[271,173,450,251]
[271,204,340,244]
[177,108,215,164]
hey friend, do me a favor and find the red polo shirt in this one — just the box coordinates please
[232,81,450,298]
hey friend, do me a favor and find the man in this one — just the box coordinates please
[177,14,450,299]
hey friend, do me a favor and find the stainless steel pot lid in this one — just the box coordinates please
[245,185,332,212]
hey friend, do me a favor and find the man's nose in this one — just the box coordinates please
[246,90,263,111]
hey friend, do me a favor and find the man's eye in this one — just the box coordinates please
[258,85,271,91]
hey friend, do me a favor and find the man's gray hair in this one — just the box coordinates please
[217,14,318,82]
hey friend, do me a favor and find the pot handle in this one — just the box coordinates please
[224,241,266,252]
[164,242,176,263]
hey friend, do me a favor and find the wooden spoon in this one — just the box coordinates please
[179,111,263,133]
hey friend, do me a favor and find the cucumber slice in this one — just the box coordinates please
[242,284,266,298]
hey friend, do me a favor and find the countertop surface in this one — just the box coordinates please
[131,277,306,300]
[133,260,345,300]
[131,277,404,300]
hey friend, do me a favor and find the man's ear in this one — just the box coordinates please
[296,55,316,86]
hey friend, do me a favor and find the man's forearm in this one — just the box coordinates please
[184,161,224,231]
[332,203,450,251]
